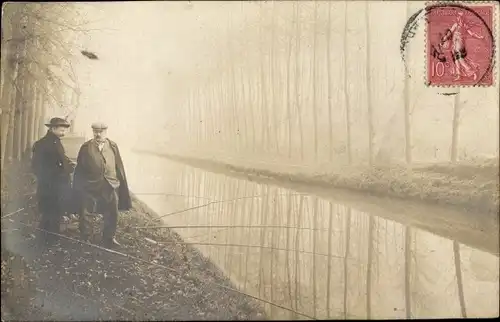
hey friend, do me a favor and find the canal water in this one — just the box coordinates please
[123,151,499,320]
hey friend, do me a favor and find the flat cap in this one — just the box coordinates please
[91,122,108,130]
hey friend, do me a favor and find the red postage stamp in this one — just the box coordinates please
[426,2,495,86]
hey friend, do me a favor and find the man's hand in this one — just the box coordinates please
[65,155,77,167]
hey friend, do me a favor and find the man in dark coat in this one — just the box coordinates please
[73,122,132,248]
[31,117,75,243]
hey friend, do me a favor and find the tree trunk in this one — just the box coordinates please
[191,90,197,148]
[38,95,47,138]
[365,3,374,166]
[21,79,33,158]
[13,65,27,161]
[0,111,11,169]
[450,92,461,163]
[245,65,257,153]
[1,9,24,169]
[344,3,352,165]
[218,79,229,149]
[327,2,334,162]
[286,13,293,159]
[312,0,319,163]
[5,108,16,166]
[185,91,191,147]
[226,16,240,153]
[194,89,200,147]
[202,84,209,146]
[230,62,241,153]
[404,2,413,164]
[69,88,80,134]
[294,2,304,161]
[14,109,23,161]
[210,84,218,148]
[270,1,280,155]
[197,87,203,146]
[259,4,270,153]
[21,105,29,158]
[32,87,42,143]
[0,41,13,168]
[27,83,38,149]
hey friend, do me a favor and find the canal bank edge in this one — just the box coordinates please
[134,149,499,217]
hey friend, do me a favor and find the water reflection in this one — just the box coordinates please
[126,153,499,319]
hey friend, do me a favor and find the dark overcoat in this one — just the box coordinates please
[31,131,74,214]
[73,139,132,211]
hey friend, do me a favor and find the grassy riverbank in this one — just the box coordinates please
[137,149,499,216]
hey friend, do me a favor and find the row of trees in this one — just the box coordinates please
[0,3,85,171]
[168,1,467,166]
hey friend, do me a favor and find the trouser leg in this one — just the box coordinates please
[38,194,61,243]
[78,192,94,241]
[39,211,50,231]
[102,188,119,243]
[38,212,51,243]
[38,192,51,231]
[46,211,62,235]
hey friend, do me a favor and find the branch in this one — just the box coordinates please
[18,31,74,68]
[3,70,31,112]
[26,36,79,84]
[4,23,101,44]
[67,59,79,87]
[24,50,77,91]
[26,12,92,34]
[23,69,67,109]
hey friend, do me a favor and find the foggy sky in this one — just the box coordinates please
[55,1,499,161]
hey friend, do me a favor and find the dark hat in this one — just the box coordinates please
[45,117,70,128]
[91,122,108,130]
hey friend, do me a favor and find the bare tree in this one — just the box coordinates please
[450,92,461,163]
[312,1,319,163]
[285,5,294,159]
[326,2,334,162]
[259,3,271,153]
[1,3,88,170]
[365,3,374,166]
[294,2,304,161]
[343,3,352,165]
[227,14,241,153]
[1,5,25,168]
[270,1,281,155]
[404,2,413,164]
